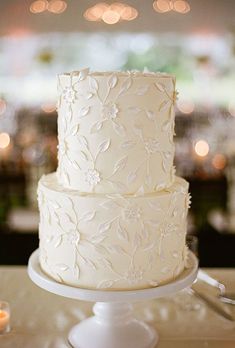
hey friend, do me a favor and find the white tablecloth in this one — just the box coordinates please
[0,267,235,348]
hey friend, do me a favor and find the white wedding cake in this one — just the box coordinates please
[38,69,191,290]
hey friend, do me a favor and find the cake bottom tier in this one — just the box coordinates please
[38,173,190,290]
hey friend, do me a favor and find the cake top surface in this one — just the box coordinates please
[58,68,175,80]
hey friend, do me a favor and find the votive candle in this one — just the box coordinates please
[0,302,10,334]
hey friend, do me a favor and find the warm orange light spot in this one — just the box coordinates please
[177,100,195,114]
[86,4,108,20]
[41,103,56,113]
[84,3,138,23]
[182,1,190,13]
[153,0,171,13]
[195,140,209,157]
[173,0,187,13]
[48,0,67,14]
[0,310,8,319]
[212,154,226,170]
[110,2,126,14]
[102,10,120,24]
[84,9,98,21]
[121,6,138,20]
[0,133,10,149]
[30,0,48,13]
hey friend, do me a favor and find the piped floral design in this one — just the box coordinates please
[144,138,160,154]
[102,102,119,120]
[57,71,176,193]
[123,205,142,220]
[62,86,77,104]
[85,169,101,188]
[67,231,81,246]
[124,266,144,284]
[186,193,192,209]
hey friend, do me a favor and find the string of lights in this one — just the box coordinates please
[153,0,190,14]
[30,0,67,14]
[30,1,190,21]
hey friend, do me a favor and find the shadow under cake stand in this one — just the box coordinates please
[28,249,198,348]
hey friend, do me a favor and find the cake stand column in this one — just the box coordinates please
[68,301,158,348]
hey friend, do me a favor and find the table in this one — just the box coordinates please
[0,267,235,348]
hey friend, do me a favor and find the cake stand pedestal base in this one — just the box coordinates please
[69,302,157,348]
[28,249,198,348]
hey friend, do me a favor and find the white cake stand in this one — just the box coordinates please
[28,249,198,348]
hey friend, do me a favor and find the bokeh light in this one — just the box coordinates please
[195,140,209,157]
[177,99,195,114]
[182,1,190,13]
[121,6,138,20]
[102,10,120,24]
[153,0,171,13]
[89,4,108,20]
[84,3,138,24]
[110,2,126,13]
[48,0,67,14]
[84,9,99,21]
[173,0,187,13]
[30,0,48,14]
[0,133,10,149]
[212,154,227,170]
[153,0,190,14]
[41,103,56,113]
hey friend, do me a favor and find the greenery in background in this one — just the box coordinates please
[1,32,234,106]
[123,45,193,81]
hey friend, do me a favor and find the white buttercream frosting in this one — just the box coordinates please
[38,173,189,290]
[38,68,189,290]
[56,68,176,194]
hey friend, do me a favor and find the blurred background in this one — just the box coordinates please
[0,0,235,266]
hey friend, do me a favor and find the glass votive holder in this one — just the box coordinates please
[0,301,10,334]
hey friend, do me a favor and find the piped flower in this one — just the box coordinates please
[62,86,77,104]
[67,231,81,247]
[144,138,160,154]
[186,193,192,209]
[123,205,142,220]
[124,266,144,284]
[102,102,119,120]
[85,169,101,187]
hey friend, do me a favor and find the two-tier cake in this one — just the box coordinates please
[38,69,190,290]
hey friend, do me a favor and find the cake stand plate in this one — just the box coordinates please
[28,249,198,348]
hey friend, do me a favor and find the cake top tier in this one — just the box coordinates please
[56,68,177,194]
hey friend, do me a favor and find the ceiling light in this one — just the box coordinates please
[30,0,48,13]
[153,0,190,14]
[84,2,138,24]
[48,0,67,14]
[121,6,138,20]
[102,10,120,24]
[153,0,171,13]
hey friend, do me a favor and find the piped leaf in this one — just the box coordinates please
[108,74,118,89]
[89,76,98,92]
[78,68,90,81]
[98,139,110,153]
